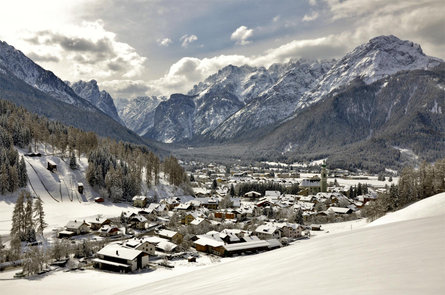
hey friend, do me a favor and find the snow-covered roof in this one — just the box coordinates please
[158,229,178,238]
[194,236,224,248]
[65,220,88,229]
[132,195,147,201]
[97,244,143,261]
[223,240,269,252]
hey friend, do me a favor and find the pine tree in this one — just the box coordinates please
[18,156,28,188]
[11,191,25,243]
[0,163,8,194]
[69,152,77,170]
[296,209,304,225]
[24,192,35,242]
[230,184,235,197]
[33,197,47,236]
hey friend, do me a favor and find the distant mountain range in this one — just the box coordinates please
[0,35,443,171]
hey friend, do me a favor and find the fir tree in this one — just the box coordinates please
[18,156,28,188]
[24,192,35,242]
[33,197,47,236]
[69,152,77,170]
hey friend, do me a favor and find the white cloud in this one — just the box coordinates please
[180,34,198,48]
[157,38,172,47]
[309,0,318,5]
[302,11,319,22]
[231,26,254,45]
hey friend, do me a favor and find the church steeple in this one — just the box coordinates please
[321,161,327,193]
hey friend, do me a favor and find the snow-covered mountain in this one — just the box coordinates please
[298,35,442,108]
[0,41,92,109]
[117,96,166,135]
[145,94,196,143]
[69,80,123,124]
[142,64,287,142]
[209,59,334,140]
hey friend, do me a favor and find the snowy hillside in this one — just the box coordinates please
[1,194,444,294]
[370,192,445,227]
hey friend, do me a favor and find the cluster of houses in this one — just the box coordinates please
[54,162,382,273]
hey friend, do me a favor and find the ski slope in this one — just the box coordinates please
[0,151,136,235]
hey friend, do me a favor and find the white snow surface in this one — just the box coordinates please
[370,192,445,227]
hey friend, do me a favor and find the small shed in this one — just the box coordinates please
[47,160,57,172]
[95,197,104,203]
[78,183,84,194]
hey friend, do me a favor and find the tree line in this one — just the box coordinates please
[363,158,445,221]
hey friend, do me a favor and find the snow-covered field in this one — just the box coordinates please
[1,194,444,294]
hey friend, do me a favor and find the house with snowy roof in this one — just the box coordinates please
[132,195,148,208]
[93,244,149,272]
[158,229,183,244]
[62,220,90,236]
[123,237,156,255]
[254,223,281,240]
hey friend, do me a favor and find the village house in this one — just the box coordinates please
[144,236,177,253]
[276,223,304,239]
[99,225,120,237]
[87,217,112,231]
[254,223,281,240]
[60,220,90,237]
[244,191,262,199]
[132,195,148,208]
[93,244,149,272]
[300,176,322,195]
[128,214,148,229]
[190,217,211,227]
[123,238,156,255]
[158,229,183,244]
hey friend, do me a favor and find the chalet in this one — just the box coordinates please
[124,238,156,255]
[47,160,57,172]
[193,236,225,255]
[190,217,211,227]
[99,225,120,237]
[132,196,148,208]
[214,209,236,220]
[276,223,304,239]
[144,236,177,252]
[64,220,90,235]
[146,203,169,216]
[87,217,111,230]
[93,244,149,272]
[327,207,353,214]
[264,190,281,200]
[244,191,262,199]
[254,223,281,240]
[128,214,147,229]
[77,183,84,194]
[158,229,183,244]
[94,197,104,203]
[255,199,274,208]
[182,212,199,225]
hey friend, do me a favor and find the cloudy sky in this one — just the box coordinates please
[0,0,444,98]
